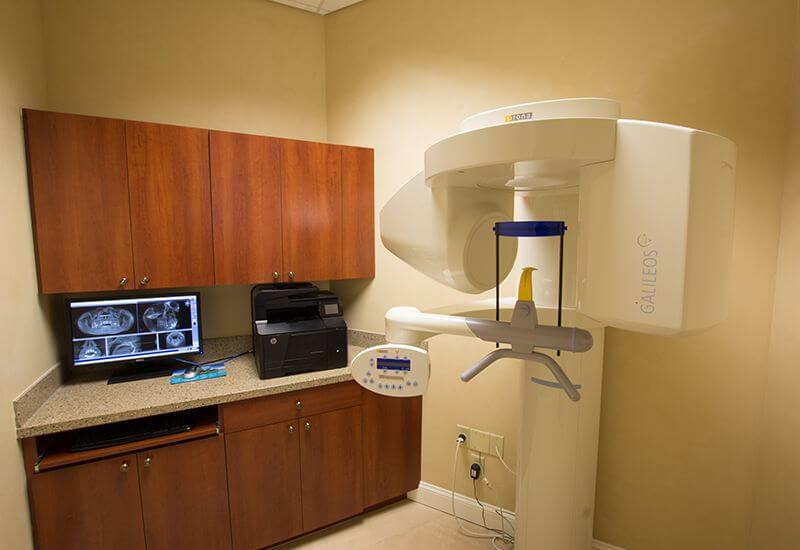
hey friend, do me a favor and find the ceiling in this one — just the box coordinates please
[270,0,365,15]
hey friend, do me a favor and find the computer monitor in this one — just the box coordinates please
[66,293,202,382]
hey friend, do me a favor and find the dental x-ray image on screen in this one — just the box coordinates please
[68,295,201,367]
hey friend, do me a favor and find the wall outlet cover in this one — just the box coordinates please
[457,424,504,458]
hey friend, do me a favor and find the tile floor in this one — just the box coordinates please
[276,500,510,549]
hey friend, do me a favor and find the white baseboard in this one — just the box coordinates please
[408,481,515,533]
[407,481,625,550]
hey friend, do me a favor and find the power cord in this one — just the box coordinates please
[496,445,516,476]
[176,349,253,368]
[450,437,515,549]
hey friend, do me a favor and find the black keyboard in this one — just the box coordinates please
[69,413,193,452]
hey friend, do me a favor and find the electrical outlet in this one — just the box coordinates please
[470,452,486,471]
[457,425,505,458]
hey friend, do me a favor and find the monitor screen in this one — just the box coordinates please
[68,294,201,367]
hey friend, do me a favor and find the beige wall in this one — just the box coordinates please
[39,0,329,338]
[0,0,59,548]
[325,0,796,547]
[1,2,328,548]
[750,7,800,548]
[4,1,800,548]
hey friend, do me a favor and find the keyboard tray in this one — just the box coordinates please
[33,407,218,472]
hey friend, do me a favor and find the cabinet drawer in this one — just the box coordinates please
[222,381,361,433]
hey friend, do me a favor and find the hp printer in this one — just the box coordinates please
[251,284,347,379]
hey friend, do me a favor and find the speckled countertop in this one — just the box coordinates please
[15,342,369,439]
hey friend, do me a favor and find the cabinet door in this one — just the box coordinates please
[29,454,145,550]
[341,146,375,279]
[362,393,423,507]
[226,421,303,549]
[300,406,363,531]
[210,131,284,285]
[126,121,214,289]
[281,140,342,281]
[138,436,231,550]
[24,110,134,293]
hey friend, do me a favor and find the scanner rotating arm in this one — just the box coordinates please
[352,269,592,401]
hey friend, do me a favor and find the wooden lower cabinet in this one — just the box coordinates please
[29,453,146,550]
[225,404,365,549]
[138,436,232,550]
[26,384,421,550]
[362,394,423,508]
[300,406,364,532]
[226,421,303,549]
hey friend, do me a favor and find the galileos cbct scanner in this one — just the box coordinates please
[351,98,736,550]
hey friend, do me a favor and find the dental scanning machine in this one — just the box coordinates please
[351,98,736,549]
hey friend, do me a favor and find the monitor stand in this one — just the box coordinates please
[107,363,176,385]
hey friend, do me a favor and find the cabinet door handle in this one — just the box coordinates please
[120,461,129,473]
[144,457,152,467]
[140,276,150,286]
[273,271,279,280]
[304,421,312,432]
[295,401,303,410]
[288,424,295,434]
[119,276,128,287]
[288,271,295,280]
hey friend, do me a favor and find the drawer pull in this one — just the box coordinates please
[140,276,150,286]
[144,457,152,467]
[304,421,312,432]
[288,424,295,434]
[295,401,303,410]
[119,276,128,287]
[120,461,129,473]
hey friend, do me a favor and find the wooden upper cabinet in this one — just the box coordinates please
[138,436,232,550]
[210,131,283,285]
[29,453,146,550]
[341,146,375,279]
[24,109,374,293]
[24,110,134,293]
[281,140,343,282]
[126,121,214,289]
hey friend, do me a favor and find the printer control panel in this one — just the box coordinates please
[351,344,429,397]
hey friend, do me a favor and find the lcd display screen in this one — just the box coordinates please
[68,295,201,366]
[376,357,411,371]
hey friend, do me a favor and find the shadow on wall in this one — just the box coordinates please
[38,293,66,372]
[331,277,374,326]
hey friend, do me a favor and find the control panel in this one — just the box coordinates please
[351,344,429,397]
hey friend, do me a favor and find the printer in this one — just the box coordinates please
[251,283,347,379]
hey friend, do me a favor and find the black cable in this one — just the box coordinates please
[200,349,252,366]
[176,349,253,368]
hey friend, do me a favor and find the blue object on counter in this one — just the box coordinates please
[169,350,251,385]
[170,362,227,384]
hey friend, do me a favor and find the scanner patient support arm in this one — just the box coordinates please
[384,303,592,401]
[460,348,581,402]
